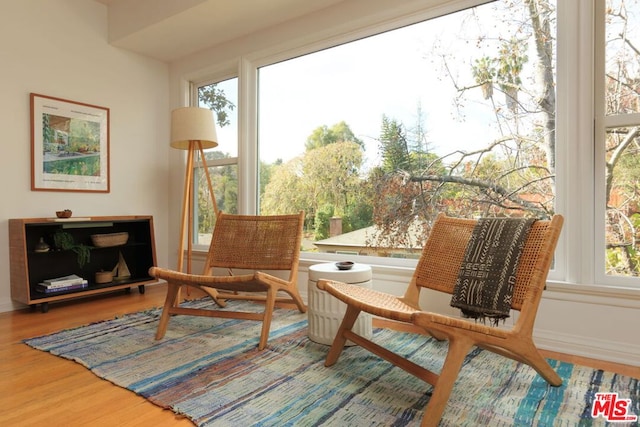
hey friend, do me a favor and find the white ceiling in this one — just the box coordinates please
[94,0,345,62]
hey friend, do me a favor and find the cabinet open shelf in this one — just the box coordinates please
[9,216,158,312]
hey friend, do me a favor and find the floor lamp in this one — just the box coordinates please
[171,107,219,276]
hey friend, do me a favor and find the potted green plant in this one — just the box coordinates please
[53,231,91,268]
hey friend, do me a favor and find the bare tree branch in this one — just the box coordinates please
[606,126,640,202]
[408,172,552,215]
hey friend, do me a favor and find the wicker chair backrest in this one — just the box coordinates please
[414,214,559,311]
[206,212,304,271]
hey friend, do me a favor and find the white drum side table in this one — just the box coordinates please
[307,262,373,345]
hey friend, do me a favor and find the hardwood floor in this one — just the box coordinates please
[0,284,196,426]
[1,283,637,426]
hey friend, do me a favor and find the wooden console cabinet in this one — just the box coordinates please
[9,215,158,312]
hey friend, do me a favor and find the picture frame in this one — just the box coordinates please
[30,93,110,193]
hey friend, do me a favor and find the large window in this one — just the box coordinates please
[184,0,640,291]
[257,1,557,258]
[597,0,640,281]
[193,77,238,246]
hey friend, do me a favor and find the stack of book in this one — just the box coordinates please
[37,274,88,294]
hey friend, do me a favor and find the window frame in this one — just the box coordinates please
[190,73,240,249]
[180,0,640,295]
[594,0,640,287]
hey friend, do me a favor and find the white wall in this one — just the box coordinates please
[0,0,170,312]
[170,0,640,368]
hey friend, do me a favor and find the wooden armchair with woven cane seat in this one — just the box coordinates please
[150,211,307,350]
[317,213,564,426]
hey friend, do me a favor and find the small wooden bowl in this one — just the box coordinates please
[56,210,73,218]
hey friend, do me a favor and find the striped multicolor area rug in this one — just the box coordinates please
[25,299,639,426]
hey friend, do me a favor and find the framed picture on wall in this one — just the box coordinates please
[30,93,110,193]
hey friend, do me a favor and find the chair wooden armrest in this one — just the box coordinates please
[412,311,510,339]
[149,266,254,287]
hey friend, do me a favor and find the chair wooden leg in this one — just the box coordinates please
[155,282,180,340]
[201,287,228,308]
[258,289,277,350]
[286,287,307,313]
[421,338,472,427]
[429,330,447,342]
[325,305,361,367]
[519,344,562,386]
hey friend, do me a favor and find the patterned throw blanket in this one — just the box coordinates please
[450,217,536,324]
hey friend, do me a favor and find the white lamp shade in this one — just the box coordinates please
[170,107,218,150]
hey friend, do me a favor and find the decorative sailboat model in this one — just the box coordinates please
[112,251,131,281]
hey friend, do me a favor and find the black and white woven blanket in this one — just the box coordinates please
[450,217,536,324]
